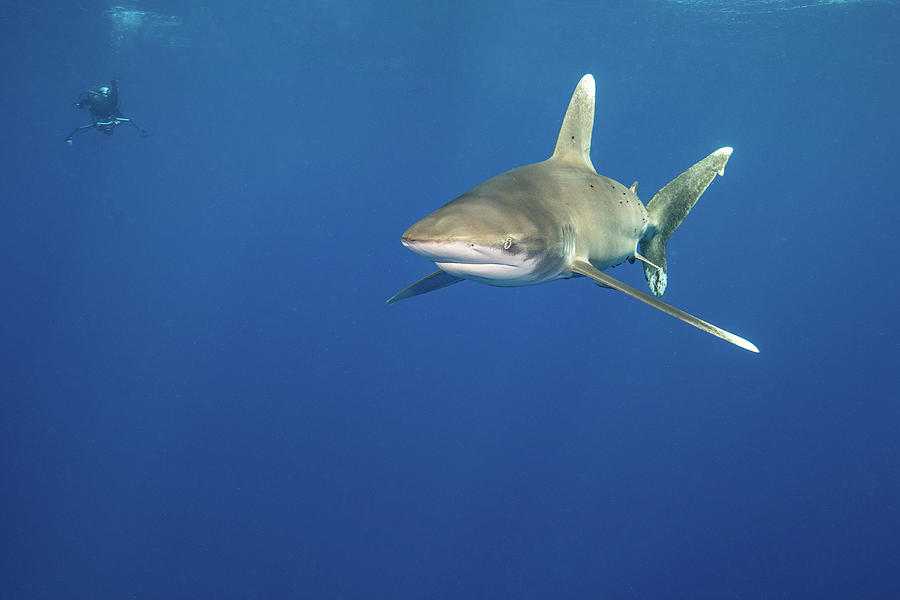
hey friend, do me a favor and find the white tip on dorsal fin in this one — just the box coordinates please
[630,181,639,194]
[550,74,596,172]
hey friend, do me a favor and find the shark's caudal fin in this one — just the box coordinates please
[639,147,733,297]
[386,270,463,305]
[570,259,758,352]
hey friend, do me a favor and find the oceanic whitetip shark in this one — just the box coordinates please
[387,74,758,353]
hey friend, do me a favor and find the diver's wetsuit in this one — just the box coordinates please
[65,78,147,145]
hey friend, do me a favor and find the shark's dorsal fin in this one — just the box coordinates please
[550,74,596,172]
[630,181,639,194]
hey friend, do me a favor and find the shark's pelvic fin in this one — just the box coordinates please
[639,147,733,297]
[549,74,596,172]
[633,245,663,272]
[570,259,758,353]
[386,270,463,305]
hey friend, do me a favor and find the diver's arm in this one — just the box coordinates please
[73,92,92,109]
[109,78,119,106]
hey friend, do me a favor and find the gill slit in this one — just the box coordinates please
[562,223,576,263]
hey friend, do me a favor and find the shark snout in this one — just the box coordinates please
[401,236,439,259]
[402,237,485,264]
[400,207,546,285]
[402,218,476,262]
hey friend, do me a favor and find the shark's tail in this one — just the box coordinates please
[639,147,732,297]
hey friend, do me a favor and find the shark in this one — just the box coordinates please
[387,74,758,353]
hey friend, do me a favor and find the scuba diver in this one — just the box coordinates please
[65,78,147,145]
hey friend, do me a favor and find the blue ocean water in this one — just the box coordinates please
[2,0,899,597]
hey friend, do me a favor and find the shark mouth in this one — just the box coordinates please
[402,239,532,283]
[401,239,517,265]
[435,261,520,278]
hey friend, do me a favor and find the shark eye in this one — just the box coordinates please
[503,237,514,250]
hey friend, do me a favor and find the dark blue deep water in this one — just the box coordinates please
[2,1,899,598]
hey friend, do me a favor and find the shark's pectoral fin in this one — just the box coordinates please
[386,270,464,305]
[570,259,758,353]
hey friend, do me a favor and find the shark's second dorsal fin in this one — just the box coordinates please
[550,74,596,172]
